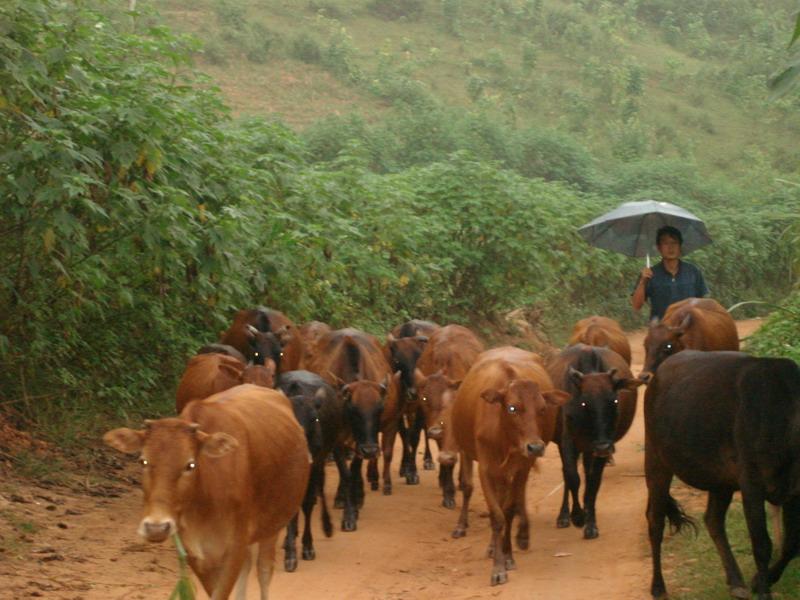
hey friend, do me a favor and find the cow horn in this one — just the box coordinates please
[386,333,397,344]
[246,324,259,337]
[380,374,390,393]
[568,367,584,384]
[606,368,618,379]
[143,419,154,429]
[187,423,200,433]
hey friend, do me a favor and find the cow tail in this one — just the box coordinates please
[665,494,698,536]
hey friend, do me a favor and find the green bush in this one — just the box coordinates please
[290,32,322,63]
[366,0,423,21]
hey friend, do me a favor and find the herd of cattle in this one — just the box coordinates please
[103,298,800,599]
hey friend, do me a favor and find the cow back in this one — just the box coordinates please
[176,353,246,413]
[391,320,440,338]
[663,298,739,351]
[568,316,632,366]
[180,384,309,543]
[417,325,485,380]
[298,321,333,370]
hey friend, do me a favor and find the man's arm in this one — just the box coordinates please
[696,267,709,297]
[631,267,653,311]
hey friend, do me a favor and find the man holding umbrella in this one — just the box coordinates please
[630,225,709,321]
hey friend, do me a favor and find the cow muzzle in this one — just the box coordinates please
[358,443,380,459]
[524,442,546,458]
[139,517,175,543]
[592,442,615,458]
[427,424,443,440]
[437,450,457,466]
[638,371,653,384]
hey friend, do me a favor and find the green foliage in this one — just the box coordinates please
[366,0,423,22]
[291,32,323,64]
[747,290,800,362]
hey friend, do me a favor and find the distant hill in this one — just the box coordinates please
[157,0,800,178]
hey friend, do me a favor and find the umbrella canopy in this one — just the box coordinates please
[577,200,712,258]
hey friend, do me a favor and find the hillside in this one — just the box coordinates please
[157,0,800,177]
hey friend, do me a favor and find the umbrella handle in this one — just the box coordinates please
[646,253,651,269]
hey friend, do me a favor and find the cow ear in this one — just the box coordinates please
[415,335,429,344]
[313,387,327,410]
[676,313,691,335]
[199,431,239,458]
[413,368,427,390]
[103,428,145,454]
[481,388,505,404]
[615,377,645,392]
[542,389,571,407]
[445,376,462,390]
[568,367,584,387]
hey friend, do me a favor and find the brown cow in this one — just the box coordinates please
[449,347,569,585]
[547,344,643,539]
[176,353,275,413]
[568,316,632,366]
[641,298,739,381]
[103,384,310,600]
[384,319,440,483]
[220,307,304,373]
[298,320,333,371]
[414,324,484,507]
[312,328,398,529]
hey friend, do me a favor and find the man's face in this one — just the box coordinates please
[657,235,681,260]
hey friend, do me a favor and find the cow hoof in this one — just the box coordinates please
[399,464,409,478]
[302,547,316,561]
[571,510,586,527]
[370,481,379,491]
[730,586,749,599]
[405,472,420,485]
[452,528,466,539]
[556,515,570,529]
[334,497,345,509]
[583,525,599,540]
[442,496,456,509]
[490,570,508,586]
[383,483,392,495]
[505,558,516,571]
[424,459,435,470]
[516,535,529,550]
[342,519,357,532]
[284,557,298,573]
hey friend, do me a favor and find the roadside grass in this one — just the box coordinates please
[663,497,800,600]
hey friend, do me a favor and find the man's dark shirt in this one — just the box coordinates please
[635,260,709,321]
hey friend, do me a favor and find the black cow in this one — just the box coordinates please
[645,350,800,600]
[385,320,438,484]
[276,370,339,572]
[547,345,642,539]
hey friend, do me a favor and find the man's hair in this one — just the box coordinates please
[656,225,683,246]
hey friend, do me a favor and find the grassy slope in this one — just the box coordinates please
[158,0,799,177]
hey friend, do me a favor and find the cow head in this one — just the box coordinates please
[242,362,276,388]
[340,378,387,459]
[287,389,325,458]
[481,375,569,459]
[386,334,428,398]
[103,419,238,543]
[640,314,692,382]
[415,368,460,442]
[565,367,643,457]
[246,325,283,371]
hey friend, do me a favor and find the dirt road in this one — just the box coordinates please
[0,321,763,599]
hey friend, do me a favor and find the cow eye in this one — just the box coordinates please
[280,351,284,358]
[185,461,196,472]
[422,396,428,403]
[140,458,149,467]
[664,343,673,352]
[581,402,587,408]
[253,351,261,359]
[613,397,619,405]
[508,405,517,414]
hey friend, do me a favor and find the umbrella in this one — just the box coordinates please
[577,200,712,267]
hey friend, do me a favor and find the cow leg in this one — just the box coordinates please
[367,457,379,491]
[350,456,365,510]
[234,544,255,600]
[479,464,509,586]
[403,410,423,485]
[256,535,278,600]
[209,541,250,600]
[768,496,800,584]
[452,454,473,538]
[337,448,357,532]
[333,446,348,509]
[582,453,607,540]
[645,442,673,600]
[317,460,334,539]
[189,556,217,598]
[423,429,434,470]
[440,463,456,509]
[381,426,397,495]
[741,482,774,599]
[301,469,318,561]
[282,513,299,572]
[703,488,747,597]
[557,439,583,528]
[513,466,532,550]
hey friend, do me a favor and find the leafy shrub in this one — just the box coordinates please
[366,0,423,21]
[290,32,322,63]
[214,0,247,31]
